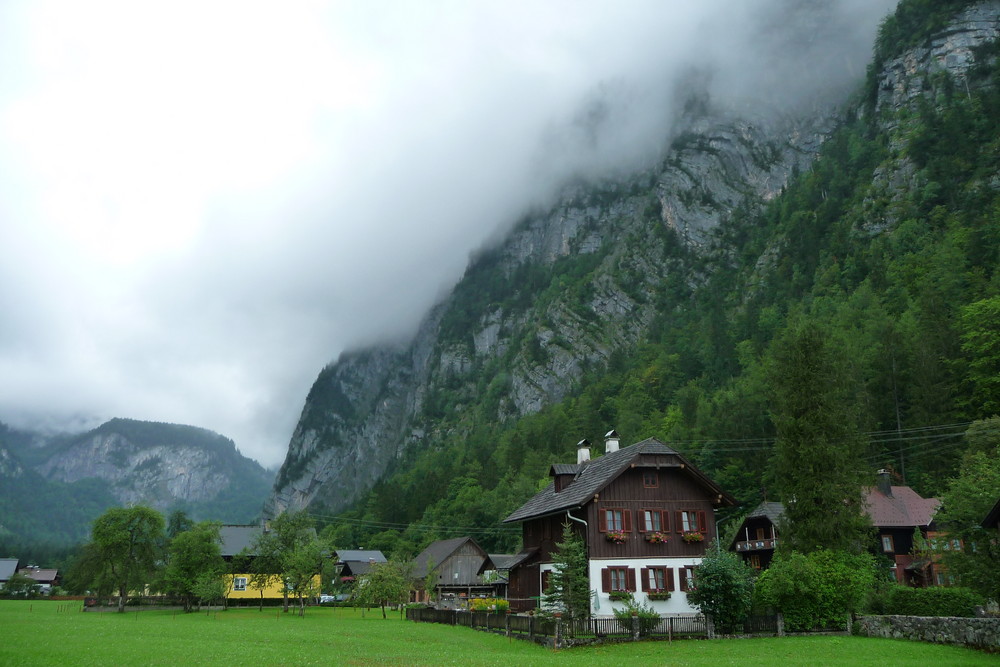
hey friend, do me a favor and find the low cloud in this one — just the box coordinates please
[0,0,896,467]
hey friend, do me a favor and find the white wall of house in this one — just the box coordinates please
[588,557,703,617]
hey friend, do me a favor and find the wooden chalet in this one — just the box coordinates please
[335,550,387,582]
[729,471,943,586]
[410,537,504,605]
[502,432,735,616]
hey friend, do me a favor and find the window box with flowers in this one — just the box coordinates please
[646,591,672,601]
[606,530,628,544]
[682,531,704,543]
[608,590,632,602]
[645,531,670,544]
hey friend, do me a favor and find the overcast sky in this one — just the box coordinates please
[0,1,896,469]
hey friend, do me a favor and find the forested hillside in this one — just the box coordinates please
[275,0,1000,558]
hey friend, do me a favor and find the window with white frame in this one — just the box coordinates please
[641,566,673,593]
[601,566,635,592]
[679,566,696,591]
[233,577,247,591]
[641,509,663,532]
[678,510,703,532]
[881,535,894,552]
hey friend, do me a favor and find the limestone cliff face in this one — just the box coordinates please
[268,3,1000,518]
[29,418,273,518]
[267,106,833,517]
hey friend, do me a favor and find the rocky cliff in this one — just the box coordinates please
[267,1,1000,519]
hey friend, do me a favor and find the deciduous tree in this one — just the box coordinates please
[161,521,224,612]
[686,543,755,633]
[89,506,165,612]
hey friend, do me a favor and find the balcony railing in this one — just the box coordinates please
[735,538,777,551]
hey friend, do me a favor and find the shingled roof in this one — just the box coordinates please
[503,438,734,523]
[864,485,939,528]
[410,536,490,578]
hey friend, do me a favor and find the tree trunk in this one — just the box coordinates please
[117,587,126,613]
[259,590,263,611]
[380,602,387,619]
[283,590,289,613]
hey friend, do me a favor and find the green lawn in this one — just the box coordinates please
[0,601,994,665]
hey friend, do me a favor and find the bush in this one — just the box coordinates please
[612,594,659,636]
[755,550,877,631]
[469,597,509,613]
[879,586,984,617]
[686,544,756,633]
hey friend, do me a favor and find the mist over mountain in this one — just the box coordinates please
[266,0,1000,557]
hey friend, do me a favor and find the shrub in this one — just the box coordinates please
[469,597,510,613]
[879,585,984,617]
[686,545,756,633]
[612,594,660,636]
[755,550,877,631]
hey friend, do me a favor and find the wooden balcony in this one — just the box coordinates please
[734,538,777,552]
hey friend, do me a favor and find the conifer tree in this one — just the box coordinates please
[767,320,870,553]
[542,522,591,623]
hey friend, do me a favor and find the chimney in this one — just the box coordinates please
[577,439,591,464]
[876,469,893,497]
[604,429,620,453]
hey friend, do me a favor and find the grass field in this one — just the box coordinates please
[0,601,995,666]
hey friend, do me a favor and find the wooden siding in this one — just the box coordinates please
[434,543,490,588]
[587,466,716,560]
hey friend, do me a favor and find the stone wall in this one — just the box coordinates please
[857,615,1000,650]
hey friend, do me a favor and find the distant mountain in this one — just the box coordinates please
[0,418,273,547]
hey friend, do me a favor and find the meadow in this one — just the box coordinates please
[0,601,994,666]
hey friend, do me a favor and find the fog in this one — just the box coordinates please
[0,1,897,467]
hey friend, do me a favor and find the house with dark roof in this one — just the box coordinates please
[335,550,387,581]
[0,558,19,585]
[410,537,502,605]
[16,566,58,594]
[729,470,942,586]
[730,502,783,570]
[503,432,735,616]
[218,523,322,602]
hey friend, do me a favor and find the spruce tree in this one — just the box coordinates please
[767,320,870,553]
[542,522,591,624]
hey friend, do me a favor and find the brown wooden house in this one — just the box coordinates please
[729,471,942,586]
[410,537,503,606]
[502,432,735,616]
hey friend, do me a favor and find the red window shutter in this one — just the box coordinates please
[601,568,611,592]
[666,568,675,592]
[626,568,636,592]
[675,511,683,533]
[623,510,633,532]
[638,510,647,533]
[598,509,607,533]
[679,569,688,592]
[699,511,707,533]
[640,567,649,592]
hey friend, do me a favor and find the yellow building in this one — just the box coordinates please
[220,524,323,601]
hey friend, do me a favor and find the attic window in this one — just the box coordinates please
[643,471,658,488]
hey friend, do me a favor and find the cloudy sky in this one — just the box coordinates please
[0,1,896,468]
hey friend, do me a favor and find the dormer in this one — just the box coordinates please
[551,464,581,492]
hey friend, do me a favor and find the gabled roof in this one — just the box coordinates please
[219,525,262,557]
[504,438,734,524]
[0,558,18,582]
[864,485,939,528]
[19,568,57,583]
[410,537,488,578]
[487,554,518,570]
[746,501,785,525]
[335,550,387,564]
[982,498,1000,529]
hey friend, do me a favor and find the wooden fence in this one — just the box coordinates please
[407,607,781,645]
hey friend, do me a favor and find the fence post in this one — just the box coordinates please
[632,611,640,641]
[846,612,853,635]
[669,615,673,643]
[776,612,784,637]
[528,612,534,640]
[706,614,715,640]
[506,610,511,640]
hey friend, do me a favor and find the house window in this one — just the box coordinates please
[881,535,894,552]
[643,471,658,488]
[677,510,706,533]
[755,527,767,540]
[601,566,635,592]
[600,508,632,532]
[679,566,696,592]
[641,566,674,592]
[541,570,551,593]
[640,509,668,533]
[233,577,247,592]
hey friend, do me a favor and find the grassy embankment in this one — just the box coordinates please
[0,601,994,666]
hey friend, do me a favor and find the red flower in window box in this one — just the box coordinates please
[682,531,704,543]
[606,530,628,544]
[645,531,670,544]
